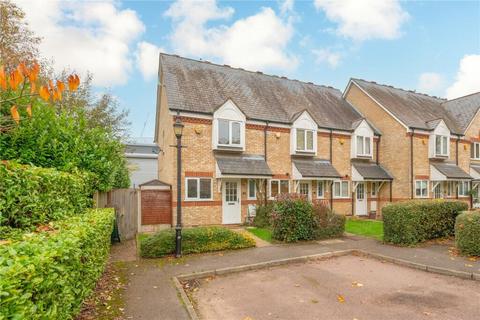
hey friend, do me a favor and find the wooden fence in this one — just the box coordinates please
[94,188,138,241]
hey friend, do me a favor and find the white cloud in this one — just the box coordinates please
[135,42,164,80]
[280,0,294,15]
[417,72,444,95]
[446,55,480,99]
[312,49,341,68]
[165,0,297,71]
[14,0,145,86]
[314,0,409,41]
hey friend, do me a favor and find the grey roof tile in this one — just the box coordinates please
[215,154,272,176]
[442,92,480,133]
[431,162,472,179]
[353,162,393,180]
[139,179,171,187]
[292,158,341,178]
[160,54,363,131]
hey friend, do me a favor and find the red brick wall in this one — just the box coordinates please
[141,190,172,225]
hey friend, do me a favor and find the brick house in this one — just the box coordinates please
[154,54,393,226]
[344,79,480,210]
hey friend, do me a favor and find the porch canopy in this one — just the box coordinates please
[215,154,272,178]
[351,163,393,182]
[469,164,480,182]
[292,158,341,180]
[430,163,472,181]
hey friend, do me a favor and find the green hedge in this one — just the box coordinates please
[383,200,468,245]
[0,161,95,229]
[140,227,256,258]
[313,202,346,240]
[455,211,480,256]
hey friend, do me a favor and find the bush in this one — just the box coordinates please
[140,227,255,258]
[313,202,346,239]
[271,194,317,242]
[0,161,95,229]
[383,200,467,245]
[0,208,114,319]
[253,203,274,228]
[455,211,480,256]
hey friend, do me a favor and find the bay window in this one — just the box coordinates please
[296,129,314,152]
[356,135,372,157]
[434,135,448,157]
[458,181,470,196]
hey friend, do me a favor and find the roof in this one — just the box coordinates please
[350,79,463,134]
[159,53,363,131]
[471,164,480,175]
[125,143,160,155]
[352,162,393,180]
[215,154,272,176]
[442,92,480,133]
[139,179,171,187]
[292,158,341,178]
[431,163,472,179]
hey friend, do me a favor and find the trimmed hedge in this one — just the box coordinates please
[140,227,256,258]
[455,211,480,256]
[0,208,114,319]
[383,200,468,245]
[313,202,346,240]
[0,161,95,229]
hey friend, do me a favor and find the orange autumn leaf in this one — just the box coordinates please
[52,88,61,101]
[56,88,62,100]
[39,85,50,101]
[26,105,32,117]
[28,62,39,82]
[0,65,6,90]
[9,69,24,90]
[18,62,29,77]
[68,74,80,91]
[56,80,65,92]
[30,81,36,94]
[10,105,20,124]
[48,79,55,91]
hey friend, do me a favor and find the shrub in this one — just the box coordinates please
[0,161,95,229]
[383,200,467,245]
[0,208,114,319]
[253,203,274,228]
[140,227,256,258]
[271,194,317,242]
[455,211,480,256]
[313,202,346,239]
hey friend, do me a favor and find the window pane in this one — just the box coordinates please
[199,179,211,199]
[334,182,340,197]
[306,131,313,150]
[422,181,427,196]
[317,181,324,197]
[187,179,198,198]
[435,135,442,155]
[280,180,289,194]
[299,183,309,196]
[248,179,256,198]
[365,137,371,155]
[341,181,348,197]
[476,143,480,159]
[442,136,448,155]
[232,122,241,145]
[371,182,376,196]
[297,129,305,150]
[357,136,364,155]
[218,119,229,144]
[271,181,279,196]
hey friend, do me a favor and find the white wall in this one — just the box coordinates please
[127,157,158,188]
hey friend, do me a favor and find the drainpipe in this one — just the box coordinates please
[455,135,459,166]
[329,129,333,210]
[264,121,269,205]
[376,135,380,165]
[410,128,414,199]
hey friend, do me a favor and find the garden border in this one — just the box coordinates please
[173,249,480,320]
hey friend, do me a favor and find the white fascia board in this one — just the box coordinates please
[351,165,364,182]
[430,165,446,181]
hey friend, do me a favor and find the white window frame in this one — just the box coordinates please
[185,177,213,201]
[434,135,449,157]
[333,180,349,199]
[247,179,257,200]
[371,182,378,197]
[415,180,428,198]
[296,128,315,152]
[458,181,470,197]
[471,142,480,160]
[217,119,243,147]
[269,179,290,199]
[446,181,454,197]
[356,135,372,157]
[317,181,325,199]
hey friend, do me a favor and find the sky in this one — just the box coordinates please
[15,0,480,140]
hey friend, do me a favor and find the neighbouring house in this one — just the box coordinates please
[125,141,160,188]
[154,54,393,226]
[344,79,480,208]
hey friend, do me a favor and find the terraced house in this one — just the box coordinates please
[154,54,480,227]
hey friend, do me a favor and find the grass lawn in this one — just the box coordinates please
[345,218,383,240]
[246,227,272,243]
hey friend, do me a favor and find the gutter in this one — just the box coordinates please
[410,128,414,199]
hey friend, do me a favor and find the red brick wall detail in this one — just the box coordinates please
[184,171,214,177]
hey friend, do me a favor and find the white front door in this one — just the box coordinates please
[355,182,367,216]
[222,179,241,224]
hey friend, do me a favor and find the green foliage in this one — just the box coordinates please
[383,200,468,245]
[0,105,129,191]
[140,227,256,258]
[246,227,272,242]
[271,194,318,242]
[345,218,383,240]
[253,203,274,228]
[455,211,480,256]
[0,208,114,319]
[313,202,346,240]
[0,161,95,229]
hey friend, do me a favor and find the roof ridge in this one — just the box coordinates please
[160,52,340,92]
[351,78,447,101]
[443,91,480,103]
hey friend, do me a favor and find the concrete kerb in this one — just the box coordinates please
[173,249,480,320]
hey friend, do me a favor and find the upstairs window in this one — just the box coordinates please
[296,129,314,152]
[218,119,242,146]
[435,135,448,157]
[471,142,480,160]
[356,135,372,157]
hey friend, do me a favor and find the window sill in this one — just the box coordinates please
[185,198,214,202]
[354,154,373,159]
